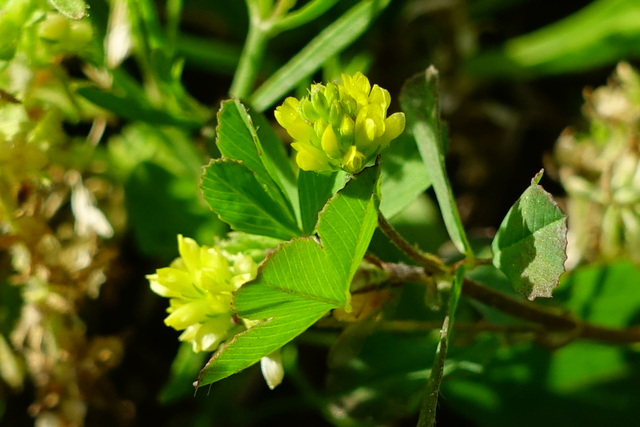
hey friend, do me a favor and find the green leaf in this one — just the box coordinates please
[326,328,439,423]
[248,109,299,221]
[48,0,88,20]
[196,165,381,387]
[380,130,432,218]
[158,342,207,403]
[126,162,224,258]
[200,159,300,241]
[216,100,296,215]
[175,34,241,74]
[443,261,640,427]
[249,0,392,113]
[560,260,640,328]
[108,122,204,180]
[491,170,567,300]
[400,67,472,257]
[76,87,201,129]
[298,170,338,234]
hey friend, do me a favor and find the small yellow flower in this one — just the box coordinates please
[275,72,406,174]
[147,235,258,353]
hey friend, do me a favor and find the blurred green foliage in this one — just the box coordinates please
[1,0,639,426]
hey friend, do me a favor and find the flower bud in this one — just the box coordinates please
[299,98,319,122]
[311,88,328,113]
[321,125,342,159]
[329,101,343,126]
[340,116,355,139]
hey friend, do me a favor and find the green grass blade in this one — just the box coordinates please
[418,266,465,427]
[400,67,472,257]
[249,0,392,113]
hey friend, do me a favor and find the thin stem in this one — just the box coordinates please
[376,320,544,334]
[461,278,640,344]
[417,266,464,427]
[231,0,299,100]
[377,211,448,275]
[229,23,270,100]
[165,0,183,57]
[366,261,640,346]
[461,278,577,331]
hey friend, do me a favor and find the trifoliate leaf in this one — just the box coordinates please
[196,164,380,388]
[492,170,567,300]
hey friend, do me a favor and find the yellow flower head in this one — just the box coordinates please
[146,235,258,353]
[275,72,406,174]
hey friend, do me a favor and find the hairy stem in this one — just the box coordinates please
[371,262,640,346]
[377,211,448,275]
[461,278,577,331]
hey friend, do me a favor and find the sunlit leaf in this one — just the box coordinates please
[201,159,300,241]
[492,170,567,300]
[298,170,338,234]
[196,165,380,387]
[216,100,296,217]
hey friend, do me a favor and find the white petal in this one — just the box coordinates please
[260,349,284,390]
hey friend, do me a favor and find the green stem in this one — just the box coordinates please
[229,21,270,100]
[165,0,183,57]
[417,266,465,427]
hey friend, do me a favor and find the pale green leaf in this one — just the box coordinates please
[48,0,88,20]
[200,159,299,240]
[492,170,568,300]
[400,67,472,256]
[197,292,332,389]
[196,165,381,387]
